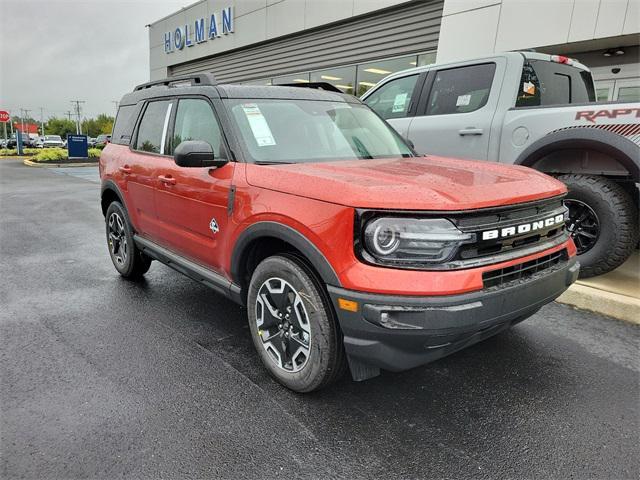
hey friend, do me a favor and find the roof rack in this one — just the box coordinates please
[133,73,217,92]
[273,82,344,93]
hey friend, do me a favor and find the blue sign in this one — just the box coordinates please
[16,130,24,155]
[164,6,233,54]
[67,134,88,159]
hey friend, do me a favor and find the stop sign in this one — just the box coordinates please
[0,111,9,123]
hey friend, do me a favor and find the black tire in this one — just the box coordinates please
[247,254,346,393]
[105,201,152,279]
[559,174,638,278]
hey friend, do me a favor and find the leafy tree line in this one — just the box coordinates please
[9,114,114,139]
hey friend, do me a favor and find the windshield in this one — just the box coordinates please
[46,136,62,140]
[225,99,413,164]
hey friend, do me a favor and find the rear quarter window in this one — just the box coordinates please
[111,105,137,145]
[516,60,595,107]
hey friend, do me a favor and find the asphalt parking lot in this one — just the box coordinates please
[1,158,638,479]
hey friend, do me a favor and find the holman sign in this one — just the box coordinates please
[164,6,233,53]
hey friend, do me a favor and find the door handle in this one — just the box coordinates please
[158,174,176,185]
[119,165,132,174]
[458,128,484,136]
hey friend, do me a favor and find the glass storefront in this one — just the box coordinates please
[241,51,436,97]
[310,65,357,94]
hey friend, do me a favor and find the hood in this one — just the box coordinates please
[244,156,566,210]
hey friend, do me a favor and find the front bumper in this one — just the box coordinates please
[328,256,579,380]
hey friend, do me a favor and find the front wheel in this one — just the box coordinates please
[247,255,346,393]
[560,174,638,278]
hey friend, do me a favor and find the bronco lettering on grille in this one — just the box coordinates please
[481,214,565,240]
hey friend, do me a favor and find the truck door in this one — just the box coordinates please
[363,73,426,139]
[408,61,503,160]
[153,97,234,273]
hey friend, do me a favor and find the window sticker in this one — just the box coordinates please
[523,81,536,95]
[392,93,408,113]
[241,103,276,146]
[456,94,471,107]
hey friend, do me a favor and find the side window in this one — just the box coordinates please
[170,98,226,159]
[426,63,496,115]
[134,100,173,154]
[364,75,419,120]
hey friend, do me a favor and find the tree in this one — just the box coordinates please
[95,114,114,135]
[45,117,76,139]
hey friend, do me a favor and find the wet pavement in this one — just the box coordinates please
[1,159,638,479]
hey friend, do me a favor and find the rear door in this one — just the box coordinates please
[125,99,174,236]
[408,60,504,160]
[153,96,234,273]
[363,72,426,138]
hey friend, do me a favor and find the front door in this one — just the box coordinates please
[154,97,234,273]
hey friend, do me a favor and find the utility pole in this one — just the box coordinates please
[23,109,31,136]
[112,100,119,114]
[39,107,45,136]
[19,109,25,132]
[70,100,85,135]
[65,111,73,122]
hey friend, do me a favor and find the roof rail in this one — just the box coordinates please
[273,82,344,94]
[133,73,217,92]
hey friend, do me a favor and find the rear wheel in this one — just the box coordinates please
[247,255,345,393]
[105,202,151,278]
[559,174,638,278]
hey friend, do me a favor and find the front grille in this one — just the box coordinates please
[453,196,567,263]
[482,249,568,289]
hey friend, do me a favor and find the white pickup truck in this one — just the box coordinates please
[362,51,639,278]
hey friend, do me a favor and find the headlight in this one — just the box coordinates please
[362,217,475,266]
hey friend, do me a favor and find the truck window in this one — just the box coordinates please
[134,100,173,154]
[516,60,595,107]
[364,75,419,120]
[425,63,496,115]
[169,98,226,159]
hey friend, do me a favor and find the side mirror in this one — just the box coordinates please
[174,140,227,168]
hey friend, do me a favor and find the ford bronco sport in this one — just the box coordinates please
[100,74,579,392]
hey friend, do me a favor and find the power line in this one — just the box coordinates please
[70,100,85,135]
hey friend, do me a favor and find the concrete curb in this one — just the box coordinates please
[557,284,639,324]
[23,158,98,168]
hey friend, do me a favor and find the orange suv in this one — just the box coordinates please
[100,74,579,392]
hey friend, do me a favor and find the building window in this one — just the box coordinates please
[356,55,418,96]
[243,78,272,85]
[273,73,310,85]
[417,52,436,66]
[617,86,639,102]
[426,63,496,115]
[310,65,356,94]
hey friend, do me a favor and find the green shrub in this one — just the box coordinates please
[23,148,40,155]
[0,148,17,156]
[88,148,102,158]
[33,148,68,162]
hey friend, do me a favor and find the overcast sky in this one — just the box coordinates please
[0,0,188,121]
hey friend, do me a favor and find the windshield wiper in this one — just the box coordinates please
[352,137,373,159]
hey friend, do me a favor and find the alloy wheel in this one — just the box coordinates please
[565,199,600,254]
[255,277,311,372]
[108,212,128,266]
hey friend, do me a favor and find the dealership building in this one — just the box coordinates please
[149,0,639,101]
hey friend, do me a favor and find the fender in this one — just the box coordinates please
[514,127,640,180]
[100,179,127,215]
[231,221,342,288]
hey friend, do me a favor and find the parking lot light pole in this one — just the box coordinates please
[39,107,45,136]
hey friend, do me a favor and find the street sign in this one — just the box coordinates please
[0,111,9,123]
[67,134,88,159]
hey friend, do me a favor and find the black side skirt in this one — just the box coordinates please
[134,235,243,305]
